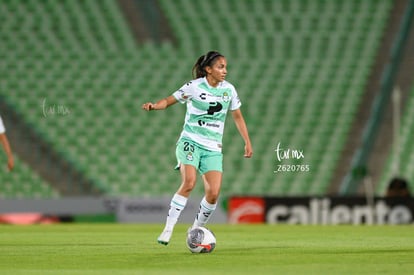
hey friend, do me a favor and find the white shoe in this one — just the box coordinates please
[157,229,173,245]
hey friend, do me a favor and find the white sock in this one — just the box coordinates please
[165,193,188,231]
[193,197,217,228]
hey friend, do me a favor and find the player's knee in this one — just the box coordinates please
[206,191,220,204]
[182,177,196,192]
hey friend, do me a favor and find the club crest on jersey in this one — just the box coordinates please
[186,152,193,161]
[222,92,230,103]
[179,89,188,100]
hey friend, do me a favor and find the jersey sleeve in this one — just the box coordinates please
[172,81,194,104]
[230,87,242,111]
[0,116,5,134]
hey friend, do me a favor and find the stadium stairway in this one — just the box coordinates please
[377,84,414,195]
[330,0,414,195]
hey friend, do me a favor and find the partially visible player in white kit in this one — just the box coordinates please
[0,115,14,171]
[142,51,253,245]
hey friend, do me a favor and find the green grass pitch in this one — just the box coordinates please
[0,224,413,274]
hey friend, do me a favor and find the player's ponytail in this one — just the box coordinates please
[192,51,223,79]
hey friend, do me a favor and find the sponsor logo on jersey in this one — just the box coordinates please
[198,120,220,128]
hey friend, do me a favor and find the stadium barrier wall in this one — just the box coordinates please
[0,197,227,224]
[116,196,227,223]
[228,196,414,225]
[3,196,412,225]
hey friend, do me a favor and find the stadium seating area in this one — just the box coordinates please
[0,155,58,199]
[377,84,414,195]
[0,0,393,198]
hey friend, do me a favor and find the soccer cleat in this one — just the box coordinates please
[157,229,173,245]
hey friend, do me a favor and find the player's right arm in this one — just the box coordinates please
[0,133,14,171]
[142,95,178,111]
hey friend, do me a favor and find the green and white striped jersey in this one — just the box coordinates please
[172,77,241,152]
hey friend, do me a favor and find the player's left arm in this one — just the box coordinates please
[231,109,253,158]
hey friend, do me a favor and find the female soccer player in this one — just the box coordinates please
[0,115,14,171]
[142,51,253,245]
